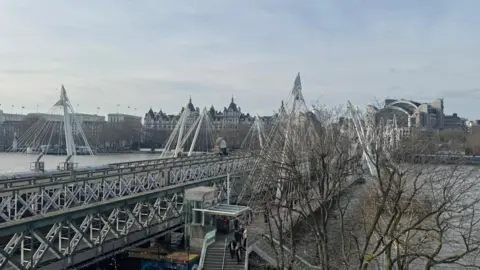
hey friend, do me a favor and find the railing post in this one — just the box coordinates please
[227,173,230,205]
[221,237,228,270]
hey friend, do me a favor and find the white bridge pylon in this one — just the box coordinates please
[346,100,400,177]
[54,85,93,157]
[7,85,94,159]
[240,115,266,151]
[160,106,217,158]
[238,73,317,205]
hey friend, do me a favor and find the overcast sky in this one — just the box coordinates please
[0,0,479,118]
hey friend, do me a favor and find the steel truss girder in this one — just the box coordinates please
[0,174,240,270]
[0,155,255,222]
[0,153,250,188]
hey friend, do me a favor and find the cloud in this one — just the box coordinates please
[0,0,479,118]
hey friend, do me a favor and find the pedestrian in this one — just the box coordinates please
[229,239,236,259]
[223,218,230,233]
[234,229,242,244]
[243,228,248,247]
[235,243,242,264]
[234,218,239,231]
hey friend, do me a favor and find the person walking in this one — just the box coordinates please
[234,229,242,244]
[235,242,242,264]
[229,239,236,259]
[234,218,239,231]
[223,218,230,234]
[243,228,248,247]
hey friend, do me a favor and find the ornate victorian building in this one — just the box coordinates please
[143,97,255,148]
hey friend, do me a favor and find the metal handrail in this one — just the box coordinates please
[221,237,228,270]
[262,234,322,269]
[198,228,217,270]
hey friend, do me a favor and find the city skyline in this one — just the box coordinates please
[0,94,255,117]
[1,1,480,118]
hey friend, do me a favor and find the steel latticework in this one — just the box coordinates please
[0,153,255,270]
[240,115,266,152]
[238,73,317,208]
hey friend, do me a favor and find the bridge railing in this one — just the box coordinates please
[0,153,254,189]
[198,228,217,270]
[222,237,228,270]
[248,234,322,270]
[0,151,253,184]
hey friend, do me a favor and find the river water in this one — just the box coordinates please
[0,152,158,174]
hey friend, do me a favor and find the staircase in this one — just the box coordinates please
[203,239,245,270]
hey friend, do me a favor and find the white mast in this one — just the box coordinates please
[58,85,76,156]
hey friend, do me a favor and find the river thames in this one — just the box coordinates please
[0,152,159,173]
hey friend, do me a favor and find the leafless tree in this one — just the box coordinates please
[249,104,480,270]
[342,115,480,270]
[246,106,364,269]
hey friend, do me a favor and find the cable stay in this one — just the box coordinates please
[5,85,103,172]
[160,105,217,158]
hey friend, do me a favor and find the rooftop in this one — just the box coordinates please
[193,203,251,217]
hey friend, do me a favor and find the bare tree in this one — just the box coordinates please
[247,103,480,270]
[245,106,364,269]
[343,113,480,270]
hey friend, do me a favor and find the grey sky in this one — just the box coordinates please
[0,0,479,118]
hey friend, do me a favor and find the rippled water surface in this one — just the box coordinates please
[0,152,159,173]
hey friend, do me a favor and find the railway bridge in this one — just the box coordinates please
[0,153,256,270]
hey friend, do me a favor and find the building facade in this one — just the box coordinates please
[103,113,142,150]
[368,98,445,131]
[367,98,470,142]
[0,110,106,151]
[143,97,255,148]
[0,110,26,151]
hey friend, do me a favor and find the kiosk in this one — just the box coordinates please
[184,186,218,251]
